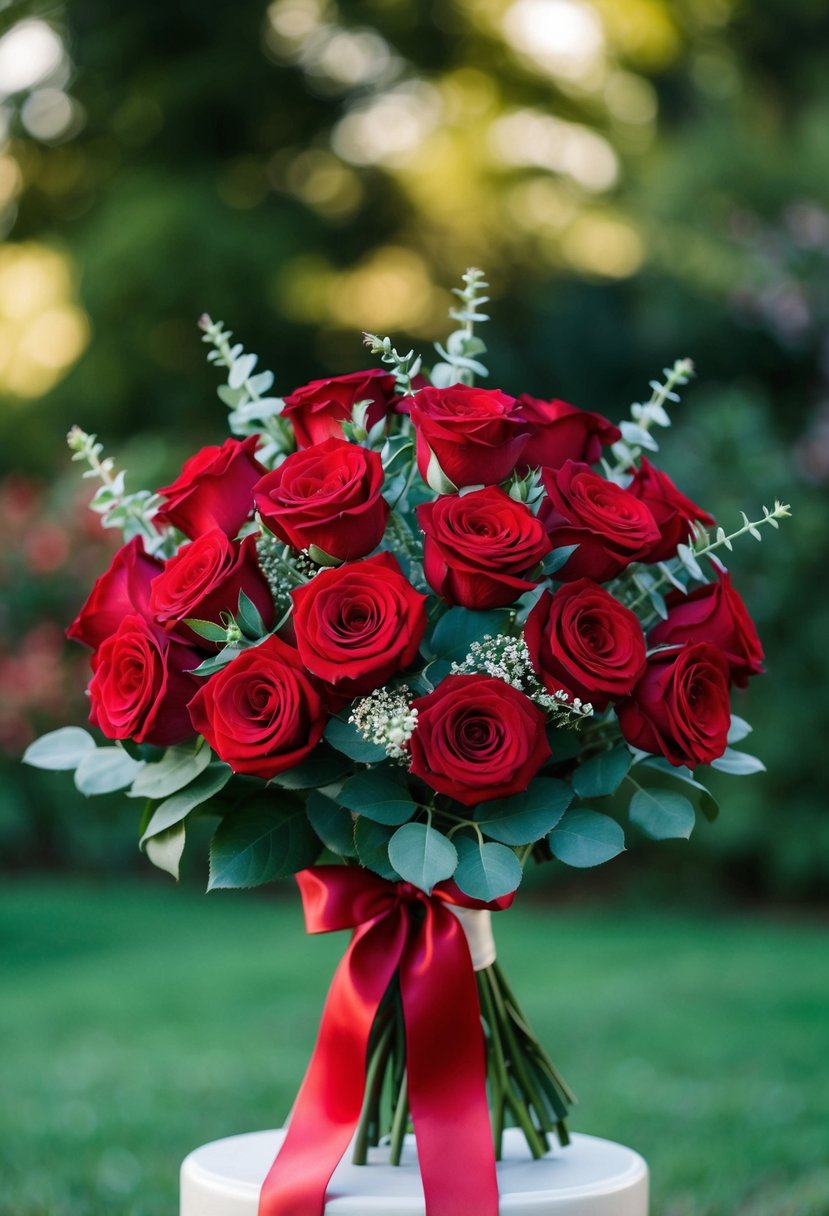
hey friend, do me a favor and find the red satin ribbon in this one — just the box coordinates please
[258,866,505,1216]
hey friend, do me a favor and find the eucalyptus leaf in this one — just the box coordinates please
[388,822,458,892]
[572,747,632,800]
[354,817,397,880]
[637,757,719,822]
[428,606,510,664]
[268,746,350,790]
[542,545,578,577]
[709,748,766,776]
[324,716,387,763]
[144,822,186,881]
[453,836,522,901]
[74,747,145,796]
[306,792,356,858]
[23,727,96,771]
[207,794,322,889]
[473,778,572,845]
[128,743,212,800]
[629,788,696,840]
[549,809,625,868]
[727,715,753,745]
[140,763,232,844]
[339,769,417,826]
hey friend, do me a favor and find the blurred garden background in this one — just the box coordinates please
[1,0,827,1213]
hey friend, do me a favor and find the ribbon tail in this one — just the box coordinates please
[258,915,406,1216]
[401,906,500,1216]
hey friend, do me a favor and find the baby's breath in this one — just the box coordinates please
[350,687,419,761]
[451,634,593,725]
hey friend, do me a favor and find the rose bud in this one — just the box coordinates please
[155,435,265,540]
[516,395,620,472]
[88,614,201,746]
[149,531,274,644]
[409,674,550,805]
[649,565,764,687]
[253,437,389,562]
[188,635,326,779]
[409,384,530,489]
[67,536,162,651]
[525,581,647,711]
[540,461,660,582]
[626,458,714,563]
[616,642,731,768]
[417,487,550,610]
[281,369,397,448]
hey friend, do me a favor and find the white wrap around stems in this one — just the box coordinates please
[449,905,496,971]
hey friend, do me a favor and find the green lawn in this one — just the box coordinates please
[1,880,827,1216]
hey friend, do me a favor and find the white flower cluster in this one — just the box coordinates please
[451,635,593,724]
[350,686,419,760]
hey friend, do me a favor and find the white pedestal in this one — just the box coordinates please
[181,1128,648,1215]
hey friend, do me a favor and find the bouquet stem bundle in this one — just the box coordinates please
[353,961,574,1166]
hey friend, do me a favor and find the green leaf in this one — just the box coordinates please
[549,809,625,868]
[453,836,522,901]
[354,817,397,880]
[428,606,511,664]
[23,727,96,771]
[473,778,572,845]
[542,545,578,576]
[74,747,145,796]
[727,715,753,745]
[189,647,242,676]
[236,590,266,639]
[207,794,322,889]
[339,769,417,826]
[139,763,232,844]
[184,618,228,642]
[572,747,632,800]
[388,822,458,892]
[268,746,350,790]
[306,792,356,858]
[324,716,387,763]
[128,742,212,800]
[637,757,719,822]
[144,822,186,881]
[710,748,766,776]
[629,788,696,840]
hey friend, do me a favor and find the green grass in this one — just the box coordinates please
[1,880,827,1216]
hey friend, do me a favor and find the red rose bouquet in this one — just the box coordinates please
[25,269,789,1216]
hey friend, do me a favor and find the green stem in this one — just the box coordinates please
[352,1016,395,1165]
[388,1069,409,1166]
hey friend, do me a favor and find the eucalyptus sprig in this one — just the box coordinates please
[431,266,491,388]
[199,314,292,464]
[362,332,422,396]
[609,357,695,474]
[66,426,172,555]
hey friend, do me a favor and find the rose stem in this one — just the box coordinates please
[388,1069,409,1166]
[352,1016,394,1165]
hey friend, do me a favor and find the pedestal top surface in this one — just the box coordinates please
[181,1128,649,1215]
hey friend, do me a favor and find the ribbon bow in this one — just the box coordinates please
[258,865,506,1216]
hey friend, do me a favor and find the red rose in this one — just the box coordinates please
[626,458,714,563]
[616,642,731,767]
[281,369,397,448]
[253,438,389,561]
[409,674,550,805]
[649,565,764,687]
[540,461,660,582]
[291,552,427,695]
[409,384,530,488]
[417,487,550,610]
[88,614,201,746]
[525,580,647,711]
[188,635,326,778]
[149,531,274,643]
[516,396,620,472]
[67,536,162,651]
[155,435,265,540]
